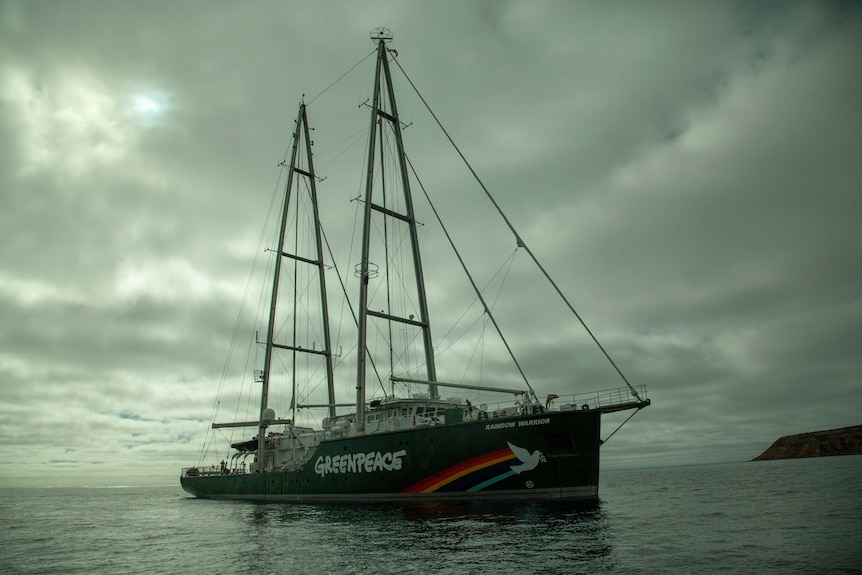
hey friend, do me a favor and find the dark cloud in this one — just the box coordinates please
[1,1,860,486]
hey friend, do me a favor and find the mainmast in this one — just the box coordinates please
[356,29,438,431]
[257,103,336,466]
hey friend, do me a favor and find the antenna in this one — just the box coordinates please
[370,27,393,43]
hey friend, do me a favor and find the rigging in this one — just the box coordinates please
[392,53,643,403]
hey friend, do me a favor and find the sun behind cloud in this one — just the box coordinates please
[3,67,169,178]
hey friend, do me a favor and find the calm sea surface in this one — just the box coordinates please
[1,456,860,574]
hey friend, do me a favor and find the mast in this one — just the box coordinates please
[304,107,338,419]
[357,29,438,432]
[257,103,335,467]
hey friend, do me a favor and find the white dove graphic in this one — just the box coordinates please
[507,442,544,474]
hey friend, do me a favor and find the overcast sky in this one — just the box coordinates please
[1,1,860,487]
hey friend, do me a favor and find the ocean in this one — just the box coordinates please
[1,455,860,574]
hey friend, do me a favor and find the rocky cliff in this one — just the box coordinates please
[753,425,862,461]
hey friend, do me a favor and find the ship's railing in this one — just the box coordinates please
[182,465,251,477]
[430,385,648,418]
[549,385,649,413]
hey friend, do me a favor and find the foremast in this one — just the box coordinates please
[356,30,437,432]
[257,103,336,465]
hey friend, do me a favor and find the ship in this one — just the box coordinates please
[180,29,650,501]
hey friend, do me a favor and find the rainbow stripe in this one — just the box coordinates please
[401,447,518,493]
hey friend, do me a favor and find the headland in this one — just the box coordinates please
[753,425,862,461]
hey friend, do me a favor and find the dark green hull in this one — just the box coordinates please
[181,410,602,501]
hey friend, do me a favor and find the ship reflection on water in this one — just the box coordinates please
[240,498,613,571]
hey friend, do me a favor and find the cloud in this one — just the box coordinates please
[0,1,860,487]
